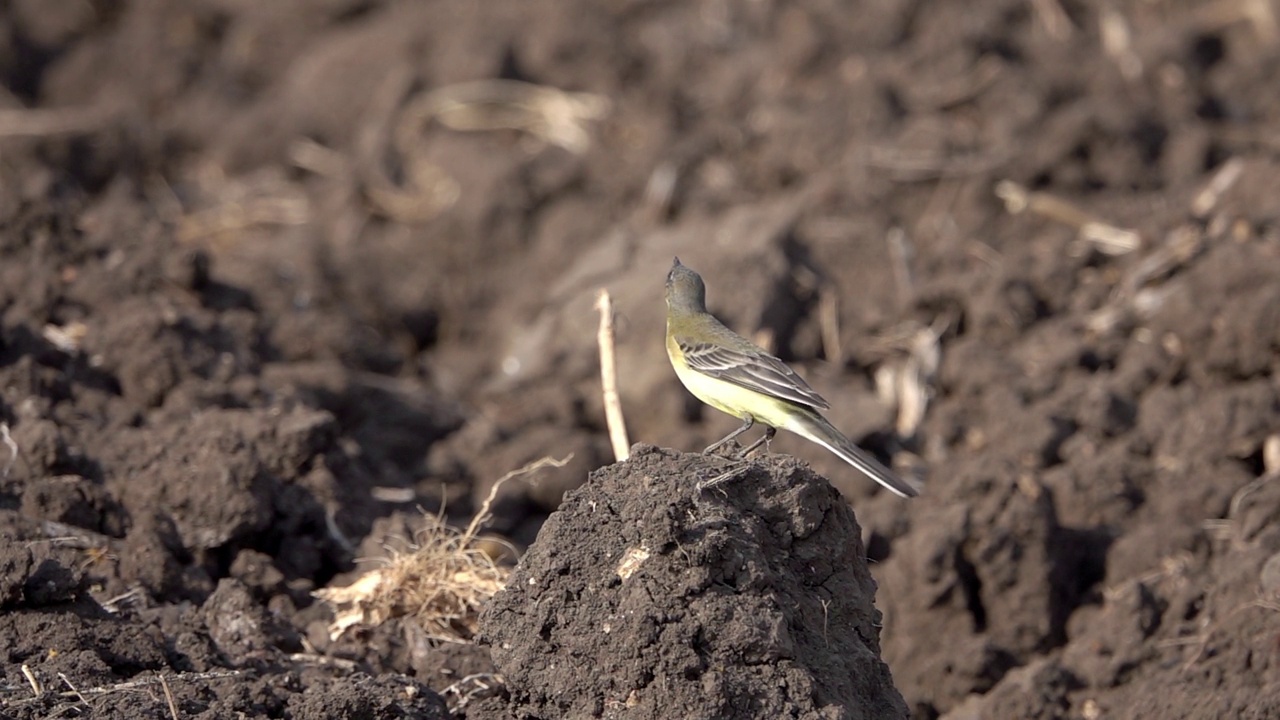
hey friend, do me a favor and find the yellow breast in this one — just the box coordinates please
[665,332,797,428]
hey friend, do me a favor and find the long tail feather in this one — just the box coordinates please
[789,412,920,498]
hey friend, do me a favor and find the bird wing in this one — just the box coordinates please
[677,339,832,411]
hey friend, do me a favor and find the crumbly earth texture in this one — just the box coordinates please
[475,445,907,720]
[2,1,1280,718]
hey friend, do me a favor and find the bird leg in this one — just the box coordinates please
[739,426,777,458]
[696,462,750,493]
[704,414,754,455]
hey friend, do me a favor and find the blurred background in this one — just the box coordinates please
[1,1,1278,717]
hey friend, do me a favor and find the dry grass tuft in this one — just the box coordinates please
[316,454,571,644]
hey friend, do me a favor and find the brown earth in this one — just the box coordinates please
[475,445,908,720]
[2,0,1279,718]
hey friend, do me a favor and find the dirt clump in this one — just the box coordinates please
[475,445,907,720]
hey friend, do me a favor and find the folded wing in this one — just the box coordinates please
[678,340,831,411]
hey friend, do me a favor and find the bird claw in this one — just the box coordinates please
[696,462,750,493]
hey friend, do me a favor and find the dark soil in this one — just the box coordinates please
[2,1,1279,718]
[475,445,907,720]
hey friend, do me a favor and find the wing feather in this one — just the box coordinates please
[678,340,831,410]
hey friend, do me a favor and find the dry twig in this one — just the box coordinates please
[177,195,309,244]
[1204,434,1280,545]
[2,669,239,711]
[20,664,41,697]
[42,322,87,353]
[286,652,359,671]
[1100,3,1143,80]
[159,674,179,720]
[1084,223,1207,335]
[56,674,88,707]
[595,289,631,461]
[1,423,17,481]
[173,166,311,246]
[996,179,1142,254]
[408,79,610,154]
[886,227,914,308]
[362,77,609,222]
[873,321,945,440]
[817,287,843,366]
[1191,157,1245,219]
[442,673,505,714]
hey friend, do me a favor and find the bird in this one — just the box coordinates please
[664,257,918,498]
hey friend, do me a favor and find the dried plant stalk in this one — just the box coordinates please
[596,289,631,461]
[315,454,572,644]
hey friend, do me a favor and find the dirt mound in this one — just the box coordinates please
[475,445,907,720]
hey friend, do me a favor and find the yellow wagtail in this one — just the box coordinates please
[665,257,918,498]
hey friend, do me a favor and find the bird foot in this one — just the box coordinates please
[695,460,751,493]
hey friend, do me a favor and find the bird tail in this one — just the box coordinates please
[788,411,920,498]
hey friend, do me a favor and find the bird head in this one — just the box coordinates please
[666,257,707,312]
